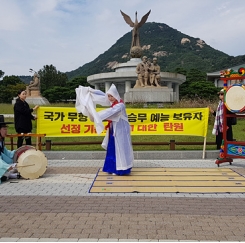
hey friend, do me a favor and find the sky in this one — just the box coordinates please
[1,0,245,77]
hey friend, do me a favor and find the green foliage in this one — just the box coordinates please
[38,64,68,92]
[19,75,32,84]
[42,76,92,102]
[42,86,70,103]
[188,81,219,99]
[66,22,245,80]
[0,76,25,103]
[8,83,27,98]
[175,67,187,76]
[1,75,23,86]
[186,69,206,83]
[178,68,219,100]
[0,70,4,79]
[67,76,91,89]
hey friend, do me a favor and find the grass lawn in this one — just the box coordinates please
[2,102,245,151]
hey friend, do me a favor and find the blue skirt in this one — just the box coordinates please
[102,128,131,176]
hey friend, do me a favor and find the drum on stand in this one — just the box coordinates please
[15,146,48,180]
[224,84,245,113]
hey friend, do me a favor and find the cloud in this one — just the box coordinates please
[0,1,26,31]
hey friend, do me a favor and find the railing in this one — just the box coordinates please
[44,140,216,150]
[6,134,46,150]
[6,138,216,151]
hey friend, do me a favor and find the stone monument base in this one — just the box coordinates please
[27,90,40,97]
[124,86,175,103]
[12,96,50,105]
[25,96,50,105]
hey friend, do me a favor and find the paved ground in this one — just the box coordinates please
[0,157,245,242]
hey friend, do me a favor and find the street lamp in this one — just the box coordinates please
[29,68,37,73]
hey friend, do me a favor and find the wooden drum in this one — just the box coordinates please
[13,145,36,163]
[15,146,48,180]
[224,84,245,113]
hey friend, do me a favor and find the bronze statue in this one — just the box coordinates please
[135,56,150,87]
[26,72,40,96]
[134,57,162,88]
[120,10,151,49]
[149,57,161,87]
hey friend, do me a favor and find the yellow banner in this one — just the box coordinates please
[36,107,209,137]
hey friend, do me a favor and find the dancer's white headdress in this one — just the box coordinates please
[106,84,120,102]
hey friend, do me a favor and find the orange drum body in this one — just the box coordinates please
[15,146,48,180]
[224,84,245,113]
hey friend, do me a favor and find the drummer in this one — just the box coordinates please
[0,115,20,183]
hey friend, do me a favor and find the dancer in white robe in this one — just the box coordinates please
[75,84,134,175]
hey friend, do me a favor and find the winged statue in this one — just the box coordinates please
[120,10,151,48]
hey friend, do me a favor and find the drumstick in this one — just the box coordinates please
[17,164,35,167]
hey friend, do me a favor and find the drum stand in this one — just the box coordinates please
[215,157,233,167]
[216,75,245,166]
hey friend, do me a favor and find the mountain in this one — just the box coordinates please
[66,22,245,80]
[19,75,32,84]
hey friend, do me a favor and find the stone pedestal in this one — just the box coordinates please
[25,96,50,105]
[25,88,50,105]
[27,90,40,97]
[12,89,50,105]
[124,86,174,103]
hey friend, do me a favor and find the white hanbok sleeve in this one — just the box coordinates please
[98,104,123,122]
[75,86,111,134]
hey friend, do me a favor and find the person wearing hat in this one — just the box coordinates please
[0,115,20,183]
[209,89,234,150]
[99,84,134,175]
[75,84,134,175]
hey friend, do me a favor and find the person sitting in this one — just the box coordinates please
[149,57,161,87]
[26,73,40,96]
[0,115,20,183]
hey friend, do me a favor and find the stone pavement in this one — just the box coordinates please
[0,153,245,242]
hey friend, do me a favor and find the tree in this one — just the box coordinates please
[175,67,187,76]
[188,81,218,100]
[42,76,92,102]
[179,68,218,100]
[42,86,70,103]
[0,70,4,79]
[0,75,23,86]
[66,76,91,99]
[0,75,25,103]
[186,69,206,83]
[38,64,68,92]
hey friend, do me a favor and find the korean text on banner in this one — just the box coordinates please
[36,107,209,137]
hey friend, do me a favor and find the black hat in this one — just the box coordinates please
[0,115,14,128]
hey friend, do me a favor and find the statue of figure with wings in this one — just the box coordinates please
[120,10,151,49]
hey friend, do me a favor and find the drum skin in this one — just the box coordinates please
[17,149,48,179]
[13,145,36,163]
[224,84,245,113]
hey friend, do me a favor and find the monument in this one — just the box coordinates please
[120,10,151,58]
[12,69,50,105]
[26,72,41,97]
[87,10,186,103]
